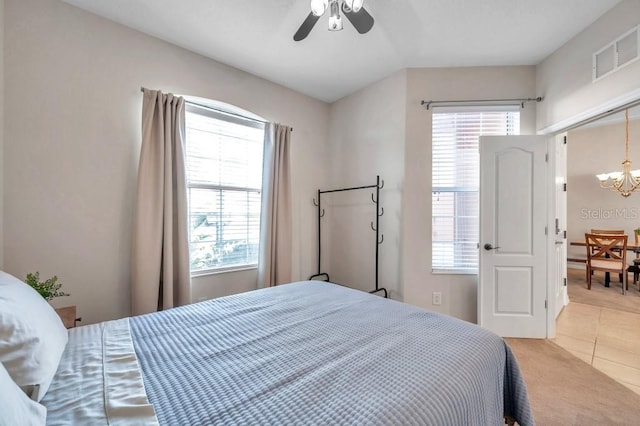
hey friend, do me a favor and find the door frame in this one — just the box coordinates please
[539,91,640,338]
[545,133,568,338]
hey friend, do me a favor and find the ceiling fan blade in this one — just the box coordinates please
[294,12,321,41]
[341,4,374,34]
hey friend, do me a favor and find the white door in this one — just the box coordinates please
[478,135,548,338]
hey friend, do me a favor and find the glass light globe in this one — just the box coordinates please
[310,0,328,16]
[343,0,364,12]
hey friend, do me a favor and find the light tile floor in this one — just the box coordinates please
[553,301,640,395]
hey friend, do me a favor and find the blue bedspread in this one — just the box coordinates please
[130,281,534,425]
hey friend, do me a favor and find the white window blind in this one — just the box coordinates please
[185,103,265,273]
[432,108,520,272]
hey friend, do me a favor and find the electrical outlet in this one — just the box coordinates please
[432,292,442,306]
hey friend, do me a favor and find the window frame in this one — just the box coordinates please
[431,105,521,274]
[185,102,265,276]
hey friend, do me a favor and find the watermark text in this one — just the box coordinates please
[579,207,639,220]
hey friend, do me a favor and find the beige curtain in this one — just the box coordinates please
[258,123,293,287]
[132,89,191,315]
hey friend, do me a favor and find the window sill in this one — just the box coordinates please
[191,265,258,278]
[432,269,478,275]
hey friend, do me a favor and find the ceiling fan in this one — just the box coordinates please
[294,0,374,42]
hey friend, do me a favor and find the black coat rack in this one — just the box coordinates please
[309,176,387,298]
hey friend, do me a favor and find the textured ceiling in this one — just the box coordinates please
[61,0,622,103]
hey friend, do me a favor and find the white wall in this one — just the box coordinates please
[328,66,536,322]
[403,66,537,323]
[327,71,407,298]
[566,118,640,262]
[536,0,640,131]
[4,0,329,324]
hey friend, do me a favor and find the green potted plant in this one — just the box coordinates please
[24,272,69,301]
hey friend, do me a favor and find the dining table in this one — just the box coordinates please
[569,239,640,289]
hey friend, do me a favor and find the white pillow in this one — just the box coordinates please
[0,271,68,402]
[0,361,47,426]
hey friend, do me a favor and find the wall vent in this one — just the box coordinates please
[593,25,639,82]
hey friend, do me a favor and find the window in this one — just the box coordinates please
[185,103,265,274]
[432,108,520,272]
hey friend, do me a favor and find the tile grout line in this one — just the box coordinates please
[591,307,602,365]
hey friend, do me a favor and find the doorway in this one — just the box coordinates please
[553,103,640,394]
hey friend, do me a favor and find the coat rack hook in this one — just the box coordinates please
[371,193,377,204]
[378,179,384,189]
[370,221,376,231]
[378,207,384,217]
[378,234,384,244]
[320,208,325,218]
[313,198,319,206]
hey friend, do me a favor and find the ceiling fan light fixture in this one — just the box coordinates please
[328,14,343,31]
[328,0,343,31]
[310,0,328,17]
[343,0,364,13]
[294,0,373,41]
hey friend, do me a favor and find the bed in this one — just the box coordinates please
[36,280,534,425]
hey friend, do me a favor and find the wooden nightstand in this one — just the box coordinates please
[54,305,81,329]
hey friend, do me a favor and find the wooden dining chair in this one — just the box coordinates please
[585,233,628,293]
[589,229,625,283]
[628,231,640,288]
[590,229,625,234]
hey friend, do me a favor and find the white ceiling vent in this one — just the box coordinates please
[593,25,639,81]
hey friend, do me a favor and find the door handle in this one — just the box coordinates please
[484,243,501,251]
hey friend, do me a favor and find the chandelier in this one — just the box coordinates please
[596,109,640,197]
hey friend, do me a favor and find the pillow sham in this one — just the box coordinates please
[0,270,68,402]
[0,360,47,426]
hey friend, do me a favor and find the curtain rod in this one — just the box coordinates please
[420,97,543,110]
[140,87,293,132]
